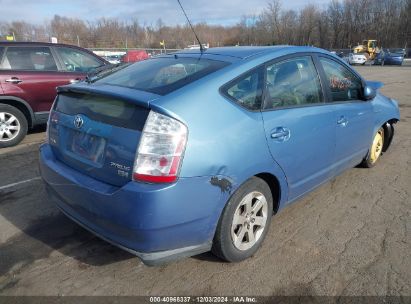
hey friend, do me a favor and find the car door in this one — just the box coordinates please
[318,56,374,174]
[0,46,80,113]
[261,55,336,202]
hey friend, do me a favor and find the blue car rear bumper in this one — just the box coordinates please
[39,144,227,265]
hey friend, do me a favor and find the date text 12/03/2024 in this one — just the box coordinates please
[149,296,257,303]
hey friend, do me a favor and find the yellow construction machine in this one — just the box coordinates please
[353,40,380,60]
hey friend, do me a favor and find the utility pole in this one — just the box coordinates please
[77,35,80,47]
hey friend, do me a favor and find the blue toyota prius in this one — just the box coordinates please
[39,46,400,265]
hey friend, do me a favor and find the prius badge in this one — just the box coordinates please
[74,115,84,129]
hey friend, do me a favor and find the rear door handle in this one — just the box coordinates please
[5,77,22,84]
[271,127,291,142]
[337,116,348,126]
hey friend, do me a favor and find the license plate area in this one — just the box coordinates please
[66,130,106,165]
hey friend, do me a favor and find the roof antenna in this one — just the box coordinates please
[177,0,205,52]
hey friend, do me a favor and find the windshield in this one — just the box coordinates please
[96,56,230,95]
[389,49,404,55]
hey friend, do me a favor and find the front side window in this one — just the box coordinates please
[320,57,363,102]
[222,68,263,110]
[0,47,57,71]
[55,47,103,72]
[264,56,323,109]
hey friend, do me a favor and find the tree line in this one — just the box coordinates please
[0,0,410,50]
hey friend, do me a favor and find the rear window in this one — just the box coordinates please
[96,57,230,95]
[55,93,149,130]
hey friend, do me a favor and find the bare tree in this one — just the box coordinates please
[1,0,409,50]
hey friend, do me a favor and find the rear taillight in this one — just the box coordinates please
[133,111,188,183]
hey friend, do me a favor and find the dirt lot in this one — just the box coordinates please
[0,66,410,296]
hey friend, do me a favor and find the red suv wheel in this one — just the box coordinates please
[0,104,28,148]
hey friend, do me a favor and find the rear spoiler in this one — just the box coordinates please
[365,81,384,90]
[57,83,159,109]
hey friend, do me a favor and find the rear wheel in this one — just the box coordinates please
[212,177,273,262]
[361,127,384,168]
[0,104,28,148]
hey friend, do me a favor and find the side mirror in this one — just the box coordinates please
[363,85,376,100]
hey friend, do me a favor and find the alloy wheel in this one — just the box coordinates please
[0,112,20,142]
[231,191,268,251]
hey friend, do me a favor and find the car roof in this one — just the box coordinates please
[173,45,328,61]
[175,46,289,58]
[0,41,94,52]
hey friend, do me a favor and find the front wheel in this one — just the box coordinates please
[212,177,273,262]
[0,104,28,148]
[361,127,384,168]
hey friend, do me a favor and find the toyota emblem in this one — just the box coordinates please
[74,115,84,129]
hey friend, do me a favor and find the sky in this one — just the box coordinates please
[0,0,332,26]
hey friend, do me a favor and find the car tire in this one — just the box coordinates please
[212,177,273,262]
[361,127,384,168]
[0,104,28,148]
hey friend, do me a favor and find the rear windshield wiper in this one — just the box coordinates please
[85,63,130,83]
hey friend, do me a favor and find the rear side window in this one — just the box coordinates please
[55,93,149,130]
[0,47,58,71]
[221,68,264,110]
[97,57,230,95]
[55,47,103,72]
[320,57,363,102]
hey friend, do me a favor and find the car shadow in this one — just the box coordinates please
[191,251,223,263]
[28,124,47,134]
[0,182,135,276]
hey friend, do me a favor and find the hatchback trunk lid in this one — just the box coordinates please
[49,85,159,187]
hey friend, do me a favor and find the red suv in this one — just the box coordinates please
[0,42,108,148]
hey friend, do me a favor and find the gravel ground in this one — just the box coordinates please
[0,66,410,296]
